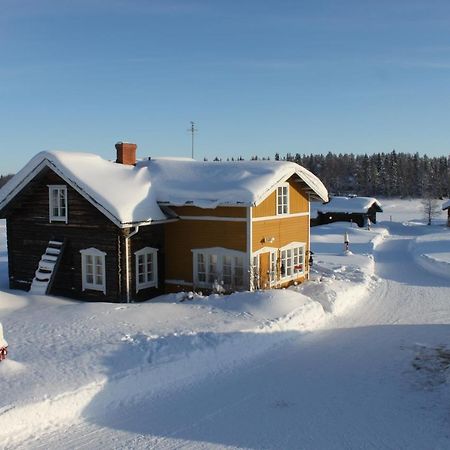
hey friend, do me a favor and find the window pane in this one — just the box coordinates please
[52,190,59,212]
[208,254,217,283]
[223,255,232,285]
[234,266,244,287]
[59,190,65,206]
[198,253,205,271]
[197,253,206,284]
[86,274,93,284]
[209,254,217,273]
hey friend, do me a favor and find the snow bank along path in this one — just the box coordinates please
[0,222,383,448]
[409,231,450,281]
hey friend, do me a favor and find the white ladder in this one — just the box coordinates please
[29,240,64,295]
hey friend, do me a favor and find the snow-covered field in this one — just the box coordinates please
[1,198,450,449]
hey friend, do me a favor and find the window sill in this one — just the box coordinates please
[136,282,158,292]
[82,286,106,294]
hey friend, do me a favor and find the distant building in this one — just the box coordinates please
[315,196,383,228]
[442,200,450,227]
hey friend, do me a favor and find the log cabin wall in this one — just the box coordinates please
[128,223,165,301]
[3,168,122,302]
[164,206,247,292]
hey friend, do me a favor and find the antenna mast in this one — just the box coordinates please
[188,121,197,159]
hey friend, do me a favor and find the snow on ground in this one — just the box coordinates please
[0,218,382,447]
[378,197,448,225]
[1,200,450,449]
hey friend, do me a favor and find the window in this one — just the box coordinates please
[135,247,158,291]
[280,242,305,280]
[192,248,246,290]
[276,183,289,215]
[48,185,68,223]
[269,251,277,285]
[80,248,106,294]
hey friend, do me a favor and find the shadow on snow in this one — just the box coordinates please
[81,324,450,450]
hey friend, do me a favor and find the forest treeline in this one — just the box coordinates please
[2,150,450,199]
[276,150,450,198]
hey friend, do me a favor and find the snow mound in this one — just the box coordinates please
[409,232,450,280]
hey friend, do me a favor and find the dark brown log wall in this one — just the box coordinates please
[128,224,165,301]
[4,168,122,302]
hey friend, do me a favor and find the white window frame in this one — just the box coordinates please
[279,241,306,281]
[135,247,158,292]
[192,247,245,290]
[276,182,289,215]
[48,185,68,223]
[80,248,106,294]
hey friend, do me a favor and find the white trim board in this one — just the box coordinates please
[252,212,309,222]
[247,206,253,290]
[179,215,246,222]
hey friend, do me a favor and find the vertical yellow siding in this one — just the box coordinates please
[252,216,309,253]
[251,176,311,288]
[253,177,308,217]
[165,220,247,285]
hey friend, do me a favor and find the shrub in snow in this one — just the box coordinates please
[212,280,225,295]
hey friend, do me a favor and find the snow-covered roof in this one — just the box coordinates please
[0,151,328,227]
[317,196,382,214]
[442,200,450,210]
[145,157,328,207]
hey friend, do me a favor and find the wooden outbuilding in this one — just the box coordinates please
[315,196,383,228]
[0,143,328,302]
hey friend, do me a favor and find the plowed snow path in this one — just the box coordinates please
[16,230,450,450]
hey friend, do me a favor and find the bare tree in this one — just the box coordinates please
[421,197,441,225]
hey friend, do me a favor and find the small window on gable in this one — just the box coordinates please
[135,247,158,292]
[80,248,106,294]
[48,185,68,223]
[276,183,289,215]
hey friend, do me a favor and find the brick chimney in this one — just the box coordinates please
[115,142,137,165]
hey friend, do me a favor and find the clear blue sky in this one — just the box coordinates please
[2,0,450,173]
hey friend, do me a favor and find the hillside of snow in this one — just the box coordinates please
[0,199,450,449]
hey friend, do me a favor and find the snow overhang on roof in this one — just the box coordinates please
[0,152,329,226]
[318,196,383,214]
[144,157,329,206]
[0,151,168,227]
[442,200,450,210]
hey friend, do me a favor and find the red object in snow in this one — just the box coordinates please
[0,346,7,361]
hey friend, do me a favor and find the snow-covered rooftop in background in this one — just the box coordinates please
[317,196,382,214]
[442,199,450,210]
[0,151,328,227]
